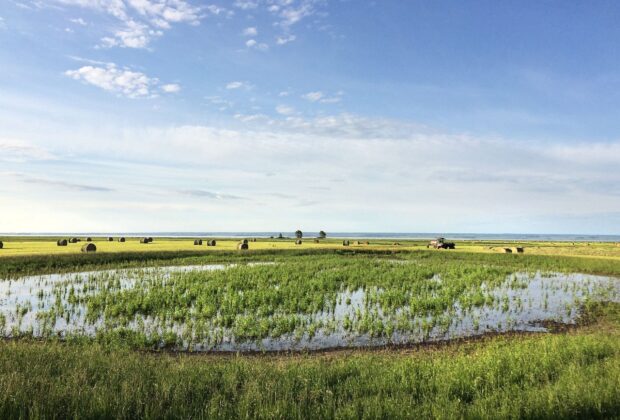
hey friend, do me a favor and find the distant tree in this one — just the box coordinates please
[278,233,283,239]
[295,230,303,239]
[319,230,327,239]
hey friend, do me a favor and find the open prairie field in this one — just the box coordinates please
[0,238,619,418]
[2,235,620,259]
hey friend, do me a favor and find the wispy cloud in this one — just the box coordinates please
[225,81,251,90]
[65,63,178,98]
[9,172,114,192]
[242,26,257,36]
[245,38,268,50]
[179,189,244,200]
[302,90,343,103]
[161,83,181,93]
[0,139,54,162]
[275,104,295,115]
[51,0,208,48]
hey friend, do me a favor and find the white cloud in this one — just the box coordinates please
[226,81,251,90]
[275,104,295,115]
[233,1,258,10]
[0,138,54,162]
[5,110,620,232]
[242,26,257,36]
[53,0,205,49]
[70,17,87,25]
[100,19,159,49]
[244,38,268,50]
[276,34,296,45]
[301,91,323,102]
[302,90,343,104]
[161,83,181,93]
[65,63,160,98]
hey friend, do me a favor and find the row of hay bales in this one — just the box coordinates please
[193,239,217,246]
[59,237,127,246]
[140,237,154,244]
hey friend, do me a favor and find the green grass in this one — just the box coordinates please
[0,303,618,419]
[0,242,619,418]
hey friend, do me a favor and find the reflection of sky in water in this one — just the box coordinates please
[0,267,618,352]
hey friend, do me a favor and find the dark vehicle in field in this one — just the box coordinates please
[427,237,456,249]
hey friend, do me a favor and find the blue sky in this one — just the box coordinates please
[1,0,620,233]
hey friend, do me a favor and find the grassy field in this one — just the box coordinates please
[0,238,619,418]
[2,235,620,259]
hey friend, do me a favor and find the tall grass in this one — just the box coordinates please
[0,305,618,418]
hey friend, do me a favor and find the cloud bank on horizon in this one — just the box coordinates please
[1,0,620,233]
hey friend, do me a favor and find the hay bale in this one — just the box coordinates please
[81,243,96,253]
[237,242,249,250]
[252,238,257,242]
[295,239,302,245]
[364,241,370,245]
[393,242,401,246]
[57,239,68,246]
[354,241,360,245]
[515,247,524,253]
[69,238,78,243]
[86,237,92,242]
[118,237,126,243]
[194,239,203,246]
[503,248,512,253]
[242,239,249,245]
[342,240,350,246]
[140,238,149,244]
[147,237,153,243]
[207,240,216,246]
[108,237,114,242]
[0,241,3,249]
[314,239,320,243]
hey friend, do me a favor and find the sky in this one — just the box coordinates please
[1,0,620,234]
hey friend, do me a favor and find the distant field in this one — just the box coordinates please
[2,235,620,259]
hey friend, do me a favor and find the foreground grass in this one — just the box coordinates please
[0,303,618,419]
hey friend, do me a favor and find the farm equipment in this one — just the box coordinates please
[428,237,456,249]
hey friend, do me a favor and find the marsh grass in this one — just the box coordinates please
[0,303,618,419]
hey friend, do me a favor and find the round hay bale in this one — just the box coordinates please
[503,248,512,253]
[194,239,203,246]
[69,238,78,243]
[354,240,360,245]
[314,239,320,243]
[140,238,149,244]
[0,241,3,249]
[515,247,524,253]
[242,239,249,245]
[295,239,302,245]
[108,237,114,242]
[81,243,96,253]
[364,241,370,245]
[118,237,126,243]
[147,237,153,243]
[252,238,257,242]
[237,242,249,250]
[207,240,216,246]
[342,240,350,246]
[57,239,68,246]
[86,237,92,242]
